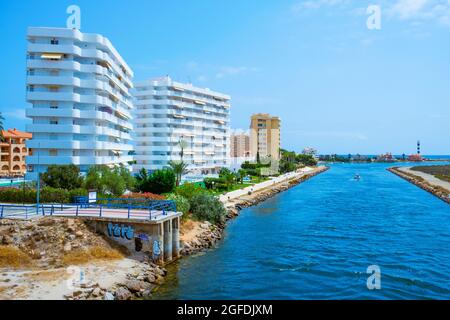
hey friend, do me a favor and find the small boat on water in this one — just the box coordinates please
[354,174,361,181]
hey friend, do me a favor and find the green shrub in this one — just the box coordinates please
[0,188,36,203]
[175,182,207,200]
[204,177,228,191]
[166,194,190,216]
[41,187,70,203]
[189,193,226,225]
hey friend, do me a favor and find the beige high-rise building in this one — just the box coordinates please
[250,113,281,160]
[230,130,250,158]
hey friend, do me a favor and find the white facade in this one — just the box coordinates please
[133,77,230,175]
[25,27,134,179]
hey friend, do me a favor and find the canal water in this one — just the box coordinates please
[154,162,450,299]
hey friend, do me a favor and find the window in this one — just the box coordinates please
[50,38,59,45]
[50,102,58,109]
[50,118,58,125]
[49,149,57,156]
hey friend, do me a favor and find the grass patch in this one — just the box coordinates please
[411,165,450,182]
[0,246,32,268]
[62,246,123,266]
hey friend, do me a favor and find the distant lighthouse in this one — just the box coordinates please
[417,140,421,155]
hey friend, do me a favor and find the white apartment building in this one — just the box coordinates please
[25,27,134,179]
[133,77,230,175]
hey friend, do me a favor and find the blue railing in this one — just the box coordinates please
[0,198,177,221]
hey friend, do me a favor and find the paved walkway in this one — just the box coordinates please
[219,166,325,204]
[398,167,450,192]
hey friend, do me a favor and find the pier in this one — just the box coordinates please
[0,200,182,265]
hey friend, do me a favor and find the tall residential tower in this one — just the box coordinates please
[250,113,281,161]
[133,77,230,175]
[25,27,134,179]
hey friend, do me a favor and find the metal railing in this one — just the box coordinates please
[0,198,177,221]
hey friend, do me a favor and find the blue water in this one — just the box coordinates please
[155,162,450,299]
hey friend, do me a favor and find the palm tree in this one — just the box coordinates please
[178,138,188,161]
[0,112,4,142]
[167,160,189,186]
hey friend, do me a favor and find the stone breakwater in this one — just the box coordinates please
[388,167,450,204]
[180,167,329,256]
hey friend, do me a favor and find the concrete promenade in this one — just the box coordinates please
[397,167,450,192]
[219,166,326,204]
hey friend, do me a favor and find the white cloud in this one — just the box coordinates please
[215,66,259,79]
[3,108,26,121]
[291,0,349,13]
[390,0,429,19]
[387,0,450,26]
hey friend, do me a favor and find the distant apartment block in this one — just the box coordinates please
[25,27,134,179]
[0,129,32,177]
[230,129,250,158]
[133,76,230,175]
[250,113,281,161]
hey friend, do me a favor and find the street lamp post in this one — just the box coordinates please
[36,143,40,215]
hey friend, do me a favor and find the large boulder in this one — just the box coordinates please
[115,287,131,300]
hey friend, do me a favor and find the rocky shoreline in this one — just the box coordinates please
[179,166,329,256]
[388,167,450,204]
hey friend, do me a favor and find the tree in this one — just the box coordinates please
[41,165,83,190]
[178,138,189,161]
[84,165,133,196]
[135,168,150,192]
[237,169,247,184]
[167,160,189,186]
[219,168,235,189]
[135,169,175,194]
[296,154,318,166]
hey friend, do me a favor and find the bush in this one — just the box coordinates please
[121,192,166,200]
[0,187,36,203]
[0,187,88,204]
[175,182,207,200]
[189,193,226,225]
[40,187,70,203]
[204,177,228,191]
[166,193,190,216]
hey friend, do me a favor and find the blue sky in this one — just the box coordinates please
[1,0,449,154]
